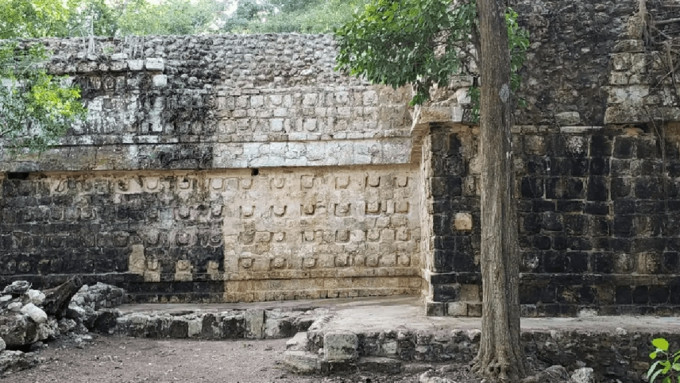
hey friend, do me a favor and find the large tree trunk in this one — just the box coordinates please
[471,0,526,381]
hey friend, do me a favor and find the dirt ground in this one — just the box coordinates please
[1,334,476,383]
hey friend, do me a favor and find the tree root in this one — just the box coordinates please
[471,355,523,382]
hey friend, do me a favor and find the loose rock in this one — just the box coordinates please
[570,367,595,383]
[2,281,31,296]
[20,304,48,324]
[419,370,456,383]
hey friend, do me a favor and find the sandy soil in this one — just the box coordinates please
[0,335,456,383]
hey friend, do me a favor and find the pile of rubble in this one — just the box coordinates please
[0,278,127,374]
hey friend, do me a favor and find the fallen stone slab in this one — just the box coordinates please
[282,350,320,374]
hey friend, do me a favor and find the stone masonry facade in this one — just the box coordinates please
[2,0,680,315]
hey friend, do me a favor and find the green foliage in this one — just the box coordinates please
[0,0,227,38]
[116,0,225,36]
[67,0,120,37]
[507,8,529,106]
[0,43,86,152]
[0,0,78,38]
[335,0,529,120]
[648,337,680,383]
[224,0,368,34]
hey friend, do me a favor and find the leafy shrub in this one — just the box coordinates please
[648,338,680,383]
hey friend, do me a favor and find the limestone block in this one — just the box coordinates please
[555,111,581,126]
[25,290,45,306]
[187,319,202,338]
[454,88,471,105]
[174,260,193,281]
[144,259,161,282]
[286,331,309,351]
[453,213,473,231]
[446,302,468,317]
[244,309,265,339]
[282,350,320,374]
[128,245,146,275]
[152,75,167,88]
[127,60,144,71]
[168,319,188,338]
[20,304,48,324]
[0,337,5,351]
[607,85,649,104]
[609,72,629,85]
[145,58,165,71]
[381,340,398,356]
[323,331,358,362]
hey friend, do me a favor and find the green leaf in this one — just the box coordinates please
[652,351,659,359]
[650,361,662,378]
[662,360,672,374]
[655,338,671,352]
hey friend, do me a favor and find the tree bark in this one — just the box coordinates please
[42,276,83,319]
[471,0,526,381]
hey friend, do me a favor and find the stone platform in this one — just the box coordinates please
[112,296,680,382]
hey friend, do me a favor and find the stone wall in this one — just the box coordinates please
[0,34,413,172]
[0,166,422,302]
[3,0,680,313]
[0,34,422,302]
[426,124,680,316]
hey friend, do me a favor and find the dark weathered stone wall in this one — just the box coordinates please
[427,124,680,316]
[514,0,637,126]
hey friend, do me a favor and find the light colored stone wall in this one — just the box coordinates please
[0,35,415,172]
[220,165,423,301]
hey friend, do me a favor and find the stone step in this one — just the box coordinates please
[357,357,402,375]
[281,350,321,374]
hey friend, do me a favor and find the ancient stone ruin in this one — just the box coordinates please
[1,0,680,319]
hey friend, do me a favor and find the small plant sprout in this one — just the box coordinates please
[648,338,680,383]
